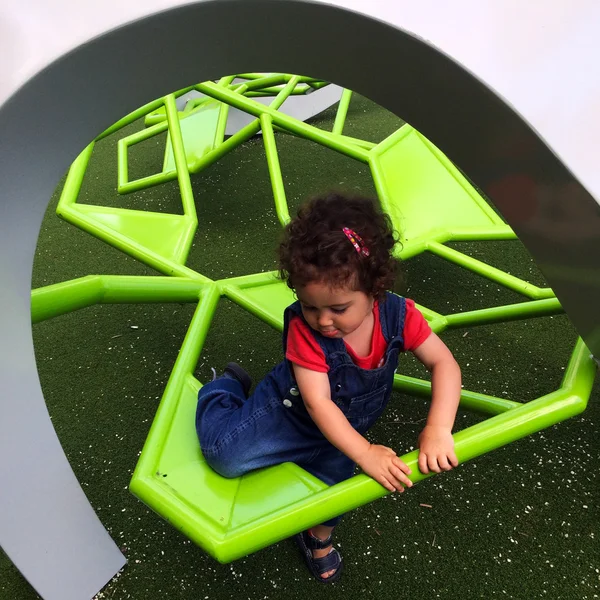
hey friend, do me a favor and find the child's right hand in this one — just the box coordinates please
[356,444,413,492]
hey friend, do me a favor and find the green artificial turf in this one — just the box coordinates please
[1,93,598,600]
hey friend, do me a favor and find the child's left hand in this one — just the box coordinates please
[417,425,459,474]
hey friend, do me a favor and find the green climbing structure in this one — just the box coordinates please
[30,73,596,563]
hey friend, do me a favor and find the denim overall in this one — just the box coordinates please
[196,292,406,526]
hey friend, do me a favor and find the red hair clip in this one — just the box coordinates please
[342,227,370,257]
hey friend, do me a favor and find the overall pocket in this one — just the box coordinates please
[345,385,388,420]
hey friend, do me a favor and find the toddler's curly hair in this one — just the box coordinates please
[278,193,399,300]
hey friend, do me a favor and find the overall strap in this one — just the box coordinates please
[282,301,303,355]
[379,292,407,351]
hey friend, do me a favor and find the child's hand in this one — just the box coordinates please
[417,425,459,474]
[356,444,413,492]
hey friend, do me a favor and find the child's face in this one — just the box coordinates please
[296,281,374,339]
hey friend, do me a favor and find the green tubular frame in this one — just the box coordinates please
[193,78,555,308]
[44,72,597,563]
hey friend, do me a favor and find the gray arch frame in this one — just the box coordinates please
[1,2,598,599]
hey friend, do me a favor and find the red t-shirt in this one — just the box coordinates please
[286,299,431,373]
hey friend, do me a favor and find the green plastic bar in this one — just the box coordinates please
[267,76,301,110]
[444,297,563,329]
[427,318,449,334]
[164,94,196,221]
[290,75,329,85]
[232,340,597,559]
[427,241,555,299]
[449,338,596,464]
[99,276,203,303]
[236,73,284,84]
[208,342,597,561]
[272,124,376,151]
[217,75,237,87]
[449,226,517,240]
[218,270,281,289]
[329,133,376,151]
[411,303,446,336]
[235,73,266,80]
[414,303,443,324]
[332,89,353,135]
[561,337,596,388]
[238,74,290,92]
[214,102,231,147]
[59,142,95,206]
[186,76,300,175]
[132,284,220,479]
[242,81,311,95]
[244,87,311,98]
[243,91,281,98]
[117,120,175,193]
[117,137,129,191]
[123,120,170,145]
[96,85,195,141]
[236,73,324,86]
[195,82,370,163]
[31,276,205,323]
[189,120,261,174]
[31,276,103,323]
[306,80,330,90]
[260,114,290,226]
[119,169,177,194]
[213,75,237,147]
[184,97,211,114]
[393,374,522,414]
[228,82,249,95]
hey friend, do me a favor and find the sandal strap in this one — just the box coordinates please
[304,529,333,550]
[312,548,342,576]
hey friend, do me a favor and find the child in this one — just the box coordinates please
[196,193,461,583]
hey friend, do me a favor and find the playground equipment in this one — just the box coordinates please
[1,2,599,599]
[30,71,595,563]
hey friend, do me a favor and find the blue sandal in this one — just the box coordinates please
[295,529,343,583]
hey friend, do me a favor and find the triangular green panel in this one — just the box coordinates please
[76,205,196,264]
[230,463,327,529]
[163,100,222,171]
[233,281,296,328]
[139,361,329,539]
[152,375,239,529]
[371,125,505,247]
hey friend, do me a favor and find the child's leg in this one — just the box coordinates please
[302,447,356,526]
[296,448,356,581]
[196,375,320,479]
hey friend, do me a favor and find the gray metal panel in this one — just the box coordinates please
[0,1,598,598]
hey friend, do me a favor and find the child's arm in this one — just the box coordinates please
[293,363,413,493]
[412,333,461,474]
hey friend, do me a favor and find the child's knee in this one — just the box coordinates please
[204,451,247,479]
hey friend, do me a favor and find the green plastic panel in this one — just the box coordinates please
[134,371,328,531]
[76,205,196,264]
[370,125,508,257]
[163,100,222,171]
